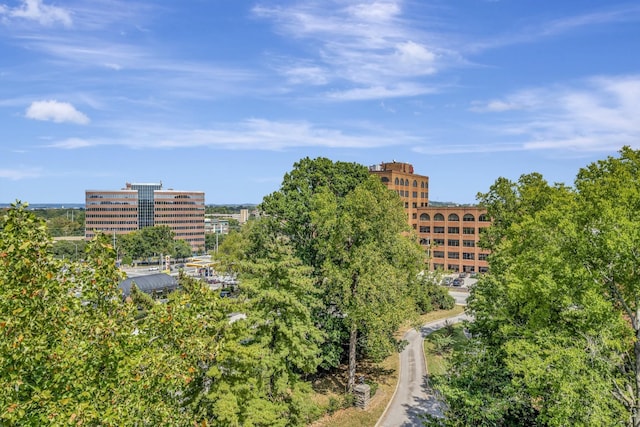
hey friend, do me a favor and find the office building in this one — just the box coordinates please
[85,182,205,252]
[370,161,490,273]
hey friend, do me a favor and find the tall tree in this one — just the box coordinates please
[0,202,82,424]
[312,177,426,391]
[573,146,640,425]
[259,157,372,368]
[259,156,370,267]
[431,150,639,426]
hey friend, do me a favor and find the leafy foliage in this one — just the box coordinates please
[431,149,640,426]
[117,225,191,263]
[0,157,457,423]
[0,202,320,425]
[259,157,435,391]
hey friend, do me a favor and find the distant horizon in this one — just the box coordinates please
[1,200,468,209]
[0,202,260,208]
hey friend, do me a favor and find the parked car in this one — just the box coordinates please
[452,278,464,287]
[459,272,468,278]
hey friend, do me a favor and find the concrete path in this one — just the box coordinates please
[376,313,470,427]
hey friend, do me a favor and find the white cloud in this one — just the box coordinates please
[0,167,42,180]
[44,118,418,151]
[284,65,329,85]
[254,1,454,100]
[3,0,72,27]
[346,1,401,22]
[470,75,640,153]
[47,138,93,149]
[151,118,412,150]
[467,4,640,53]
[327,83,436,101]
[26,100,90,124]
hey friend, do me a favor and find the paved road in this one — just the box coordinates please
[376,311,470,427]
[448,290,469,306]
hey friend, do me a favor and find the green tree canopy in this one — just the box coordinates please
[0,202,320,425]
[258,157,430,390]
[431,148,640,426]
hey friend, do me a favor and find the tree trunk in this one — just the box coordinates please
[347,323,358,393]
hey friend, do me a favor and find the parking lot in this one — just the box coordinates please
[440,272,478,289]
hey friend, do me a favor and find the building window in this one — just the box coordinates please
[479,213,490,222]
[448,239,459,246]
[463,252,475,260]
[413,180,418,187]
[434,226,445,234]
[448,252,460,259]
[448,264,459,272]
[412,191,418,198]
[479,253,489,261]
[395,177,399,185]
[463,227,475,235]
[433,263,444,270]
[381,177,389,183]
[420,213,430,221]
[412,213,417,219]
[463,213,475,221]
[433,251,445,258]
[463,240,475,247]
[412,202,417,208]
[421,181,425,188]
[448,227,459,234]
[419,226,430,233]
[479,266,489,273]
[405,202,409,208]
[448,213,459,221]
[420,238,430,245]
[434,213,444,221]
[433,238,445,246]
[463,266,475,273]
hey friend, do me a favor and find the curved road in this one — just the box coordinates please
[376,310,470,427]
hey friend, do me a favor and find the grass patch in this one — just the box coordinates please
[424,322,468,376]
[310,305,466,427]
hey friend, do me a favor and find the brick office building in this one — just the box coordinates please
[369,161,490,273]
[85,182,205,252]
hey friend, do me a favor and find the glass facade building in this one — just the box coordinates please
[85,182,205,252]
[129,183,162,229]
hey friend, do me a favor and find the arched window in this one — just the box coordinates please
[395,177,399,185]
[413,180,418,187]
[463,213,475,221]
[420,213,430,221]
[448,213,459,221]
[400,178,405,186]
[405,180,410,186]
[479,214,491,222]
[381,177,389,183]
[421,182,425,188]
[434,213,444,221]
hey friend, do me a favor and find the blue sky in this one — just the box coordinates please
[1,0,639,204]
